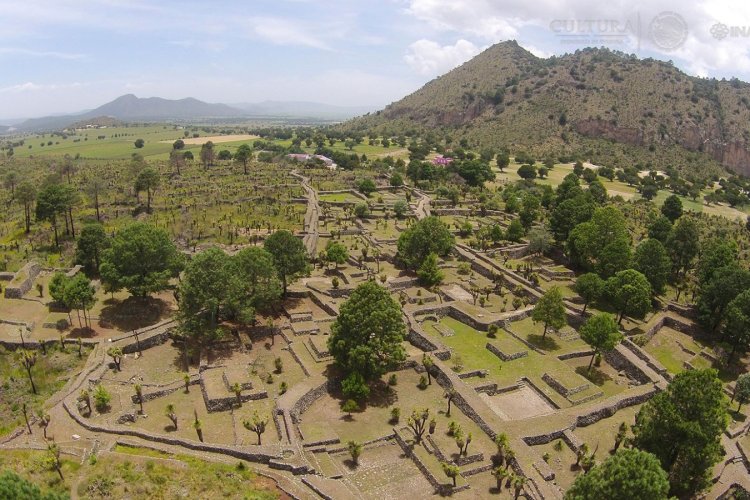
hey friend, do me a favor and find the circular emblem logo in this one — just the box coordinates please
[710,23,730,40]
[649,11,688,51]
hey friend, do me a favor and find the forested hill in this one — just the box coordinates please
[342,41,750,177]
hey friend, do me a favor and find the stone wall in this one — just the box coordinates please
[62,397,279,465]
[541,373,590,398]
[603,348,652,385]
[574,388,659,427]
[290,380,336,422]
[621,338,669,380]
[4,261,41,298]
[486,342,528,362]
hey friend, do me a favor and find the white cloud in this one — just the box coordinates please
[404,39,482,75]
[246,17,331,50]
[0,47,85,59]
[404,0,750,80]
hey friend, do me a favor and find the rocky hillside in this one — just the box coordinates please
[344,41,750,176]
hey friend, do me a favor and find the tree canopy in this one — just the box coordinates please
[632,369,728,497]
[100,222,183,297]
[264,230,309,295]
[565,449,669,500]
[328,281,406,384]
[397,216,454,270]
[531,286,566,338]
[604,269,651,324]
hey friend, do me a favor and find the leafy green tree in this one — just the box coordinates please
[519,193,540,229]
[661,194,683,222]
[568,206,629,272]
[63,273,97,330]
[178,247,233,343]
[390,173,404,187]
[234,144,253,175]
[48,272,70,307]
[517,164,536,180]
[397,216,454,270]
[723,290,750,362]
[353,203,370,218]
[134,138,145,148]
[328,281,406,384]
[732,373,750,413]
[667,217,700,275]
[347,440,363,465]
[575,273,604,315]
[579,313,622,371]
[326,240,348,270]
[505,219,524,242]
[454,159,494,186]
[199,140,215,169]
[134,167,160,212]
[358,178,376,196]
[226,247,281,315]
[696,264,750,334]
[441,462,460,487]
[242,411,268,445]
[647,214,672,244]
[35,183,68,247]
[393,200,408,218]
[633,369,728,497]
[604,269,651,324]
[496,151,510,172]
[596,238,631,278]
[565,449,669,500]
[531,286,566,339]
[16,182,36,233]
[549,193,595,242]
[527,226,552,256]
[417,252,443,286]
[697,239,738,286]
[633,239,671,295]
[264,230,309,295]
[100,222,183,297]
[0,470,67,500]
[75,223,109,274]
[341,372,370,401]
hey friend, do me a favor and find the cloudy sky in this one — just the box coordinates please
[1,0,750,119]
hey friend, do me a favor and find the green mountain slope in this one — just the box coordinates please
[343,41,750,177]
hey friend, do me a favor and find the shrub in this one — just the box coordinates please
[93,384,111,412]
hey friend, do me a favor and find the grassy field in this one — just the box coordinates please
[0,344,91,437]
[0,447,280,499]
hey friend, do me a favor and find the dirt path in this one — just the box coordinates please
[291,170,319,256]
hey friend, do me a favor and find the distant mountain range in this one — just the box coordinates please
[3,94,372,133]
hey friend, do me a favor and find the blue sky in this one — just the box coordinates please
[2,0,750,119]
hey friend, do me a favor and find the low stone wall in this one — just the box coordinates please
[4,261,41,298]
[486,342,528,362]
[603,348,651,385]
[621,338,669,380]
[575,387,659,427]
[541,373,590,398]
[290,380,336,422]
[121,328,173,354]
[457,369,489,379]
[130,377,200,403]
[62,397,279,465]
[393,428,441,491]
[474,382,521,396]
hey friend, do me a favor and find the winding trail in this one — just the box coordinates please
[292,170,320,256]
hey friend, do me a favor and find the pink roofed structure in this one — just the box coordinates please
[432,155,453,166]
